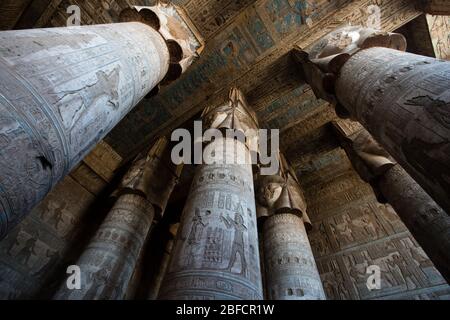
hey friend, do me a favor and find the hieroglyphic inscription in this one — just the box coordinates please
[263,214,325,300]
[160,138,263,300]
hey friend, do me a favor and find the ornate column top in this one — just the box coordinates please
[256,153,311,230]
[119,2,203,83]
[202,87,259,153]
[293,26,407,117]
[117,136,183,218]
[332,118,396,202]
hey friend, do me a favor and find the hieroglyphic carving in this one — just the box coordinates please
[426,15,450,60]
[296,25,450,214]
[179,0,255,40]
[159,89,262,300]
[118,137,183,218]
[0,176,96,299]
[304,160,449,300]
[378,165,450,283]
[0,22,170,239]
[104,0,421,157]
[82,140,122,183]
[423,0,450,16]
[263,213,325,300]
[54,193,154,300]
[256,154,324,300]
[335,47,450,216]
[316,233,449,300]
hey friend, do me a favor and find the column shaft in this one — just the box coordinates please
[263,213,325,300]
[335,47,450,214]
[378,165,450,283]
[148,239,175,300]
[0,22,170,238]
[159,137,263,300]
[55,193,154,299]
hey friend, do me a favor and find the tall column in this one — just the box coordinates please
[256,156,325,300]
[54,137,182,299]
[294,26,450,215]
[148,223,179,300]
[333,119,450,283]
[0,4,200,239]
[159,88,263,300]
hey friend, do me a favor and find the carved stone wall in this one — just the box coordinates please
[305,169,450,300]
[0,141,122,299]
[426,15,450,60]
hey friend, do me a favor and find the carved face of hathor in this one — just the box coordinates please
[308,26,407,62]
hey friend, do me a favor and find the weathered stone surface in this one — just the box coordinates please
[0,175,96,299]
[0,0,33,30]
[335,47,450,215]
[54,193,154,300]
[160,138,262,300]
[263,213,325,300]
[306,169,449,300]
[148,224,178,300]
[378,165,450,283]
[295,26,450,215]
[423,0,450,15]
[160,89,262,300]
[256,154,323,300]
[334,120,450,283]
[0,22,170,239]
[116,137,182,218]
[426,15,450,60]
[102,0,420,157]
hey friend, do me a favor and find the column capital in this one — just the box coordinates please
[116,136,182,219]
[255,154,311,230]
[293,26,406,117]
[120,3,203,82]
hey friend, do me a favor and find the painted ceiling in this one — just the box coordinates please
[1,0,422,188]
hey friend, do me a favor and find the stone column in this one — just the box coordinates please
[148,224,179,300]
[256,156,325,300]
[0,4,200,239]
[294,26,450,215]
[159,88,263,300]
[333,119,450,283]
[54,137,182,299]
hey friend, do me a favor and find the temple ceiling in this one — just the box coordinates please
[1,0,423,188]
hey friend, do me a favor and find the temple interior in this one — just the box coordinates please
[0,0,449,300]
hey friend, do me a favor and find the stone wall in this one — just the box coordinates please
[0,141,122,299]
[306,168,450,300]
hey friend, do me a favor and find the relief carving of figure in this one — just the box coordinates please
[184,208,210,267]
[221,212,247,276]
[7,232,39,267]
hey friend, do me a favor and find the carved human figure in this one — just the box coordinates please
[159,88,263,300]
[55,137,180,300]
[221,212,247,275]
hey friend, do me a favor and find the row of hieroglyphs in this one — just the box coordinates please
[302,155,449,300]
[103,0,421,156]
[0,141,121,299]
